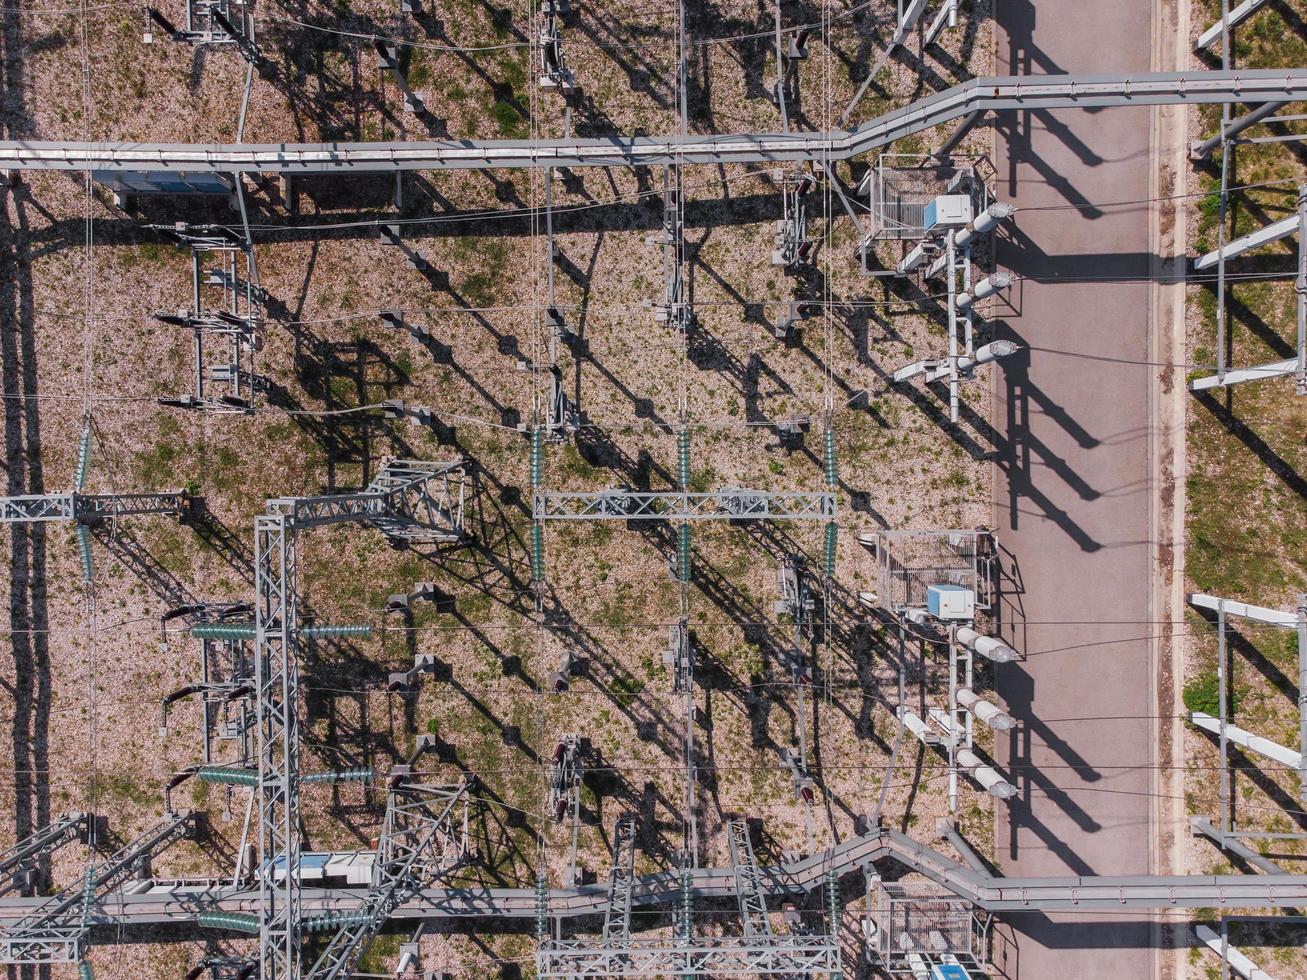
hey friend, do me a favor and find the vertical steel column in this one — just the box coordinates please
[946,627,958,814]
[945,232,960,422]
[1218,600,1230,840]
[1296,184,1305,395]
[1298,595,1306,800]
[254,514,300,979]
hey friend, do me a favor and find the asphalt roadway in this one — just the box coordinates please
[991,0,1160,976]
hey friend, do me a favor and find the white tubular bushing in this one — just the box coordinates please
[956,626,1016,663]
[899,709,930,742]
[956,339,1020,373]
[957,687,1015,730]
[955,201,1015,247]
[957,747,1016,798]
[955,271,1012,309]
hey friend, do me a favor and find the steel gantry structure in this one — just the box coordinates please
[1,73,1303,173]
[251,459,467,980]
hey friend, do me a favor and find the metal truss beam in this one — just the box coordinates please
[601,815,638,941]
[3,72,1302,172]
[304,781,470,980]
[537,936,840,977]
[0,814,93,897]
[0,811,195,964]
[267,459,464,542]
[0,492,190,524]
[533,490,834,521]
[726,820,772,938]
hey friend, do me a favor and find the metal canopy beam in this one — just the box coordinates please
[1194,214,1298,270]
[1190,592,1300,627]
[2,72,1302,173]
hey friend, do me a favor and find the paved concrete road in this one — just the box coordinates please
[991,0,1159,975]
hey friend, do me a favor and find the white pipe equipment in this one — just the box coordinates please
[1189,712,1303,769]
[957,747,1017,798]
[1193,924,1274,980]
[903,607,931,626]
[956,626,1017,663]
[954,201,1016,248]
[906,709,1016,799]
[896,240,936,275]
[955,271,1012,309]
[957,687,1014,731]
[955,339,1020,375]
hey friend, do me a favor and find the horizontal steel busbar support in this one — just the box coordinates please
[533,491,835,520]
[1,72,1303,172]
[13,828,1307,937]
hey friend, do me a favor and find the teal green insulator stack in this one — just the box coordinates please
[78,961,94,980]
[191,622,256,641]
[74,427,91,490]
[76,525,94,583]
[531,524,545,583]
[531,426,545,583]
[300,767,373,785]
[531,426,544,490]
[535,872,548,940]
[677,427,691,490]
[302,910,371,932]
[198,910,260,934]
[679,868,693,939]
[823,426,838,489]
[198,765,259,787]
[301,624,372,640]
[823,521,837,577]
[826,868,843,977]
[677,524,691,583]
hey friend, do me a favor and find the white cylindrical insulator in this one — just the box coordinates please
[957,687,1014,730]
[956,339,1020,373]
[955,271,1012,309]
[956,626,1016,663]
[957,747,1016,798]
[899,709,930,741]
[956,201,1016,247]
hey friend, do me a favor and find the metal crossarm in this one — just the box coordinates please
[3,72,1303,172]
[0,811,195,964]
[304,781,470,980]
[726,820,772,939]
[267,460,464,542]
[533,491,835,521]
[0,492,191,525]
[0,495,75,522]
[601,816,638,941]
[0,814,92,897]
